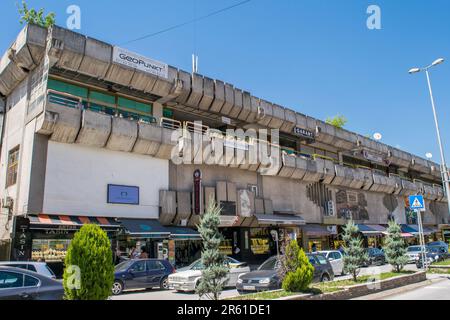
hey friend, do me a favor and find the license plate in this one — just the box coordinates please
[243,286,256,291]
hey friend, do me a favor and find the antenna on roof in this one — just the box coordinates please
[192,54,199,73]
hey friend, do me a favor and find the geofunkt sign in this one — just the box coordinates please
[113,47,169,79]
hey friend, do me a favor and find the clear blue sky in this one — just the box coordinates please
[1,0,449,164]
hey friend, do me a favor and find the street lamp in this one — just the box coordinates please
[409,58,450,218]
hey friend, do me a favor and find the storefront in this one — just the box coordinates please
[22,214,121,277]
[400,224,440,245]
[117,219,202,268]
[356,225,387,248]
[302,224,337,252]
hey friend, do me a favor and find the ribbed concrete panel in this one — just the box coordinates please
[129,69,157,92]
[332,165,354,187]
[278,153,296,178]
[47,104,82,144]
[291,157,308,180]
[370,174,397,194]
[400,179,420,196]
[349,168,368,189]
[229,88,243,119]
[359,168,374,190]
[0,56,28,96]
[280,109,296,134]
[175,70,191,104]
[105,62,135,87]
[268,104,285,129]
[151,66,178,97]
[78,37,111,79]
[302,160,323,182]
[237,91,251,121]
[296,113,308,129]
[305,116,318,133]
[245,96,259,123]
[76,110,112,148]
[199,76,214,111]
[155,127,178,160]
[335,128,357,150]
[159,190,176,225]
[220,83,235,115]
[52,26,85,72]
[186,73,204,108]
[20,24,47,66]
[319,158,336,184]
[35,111,57,136]
[11,26,39,70]
[316,121,337,145]
[133,123,162,156]
[209,80,225,113]
[388,148,412,169]
[257,100,273,127]
[421,183,439,201]
[222,138,236,167]
[411,157,430,174]
[239,142,259,171]
[173,191,192,226]
[105,117,138,152]
[434,185,445,202]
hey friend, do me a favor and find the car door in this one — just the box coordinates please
[307,255,320,282]
[223,258,235,286]
[226,258,248,287]
[333,252,344,275]
[146,260,166,288]
[0,271,39,300]
[126,260,148,289]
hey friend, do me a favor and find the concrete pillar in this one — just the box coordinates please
[153,102,164,122]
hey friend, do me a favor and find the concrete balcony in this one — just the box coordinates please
[398,179,420,196]
[388,148,413,169]
[132,123,163,156]
[370,173,398,194]
[331,165,371,190]
[35,91,82,143]
[105,117,138,153]
[419,183,443,201]
[76,109,112,148]
[0,24,47,96]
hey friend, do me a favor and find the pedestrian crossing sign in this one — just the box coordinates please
[409,195,425,210]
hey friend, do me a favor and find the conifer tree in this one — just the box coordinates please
[384,220,409,273]
[342,220,368,282]
[196,199,228,300]
[280,240,314,292]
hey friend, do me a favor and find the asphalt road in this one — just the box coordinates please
[111,264,419,300]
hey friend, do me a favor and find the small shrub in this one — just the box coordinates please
[63,224,114,300]
[281,240,314,292]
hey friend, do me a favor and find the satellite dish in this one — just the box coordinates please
[426,153,433,159]
[373,133,382,141]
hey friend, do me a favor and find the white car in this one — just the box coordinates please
[0,261,56,279]
[406,246,423,264]
[168,257,250,292]
[318,251,345,276]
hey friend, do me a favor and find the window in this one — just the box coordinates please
[27,265,37,272]
[24,275,39,287]
[258,257,277,271]
[146,260,165,271]
[315,255,328,265]
[6,146,19,187]
[308,256,317,266]
[0,271,24,289]
[131,261,146,272]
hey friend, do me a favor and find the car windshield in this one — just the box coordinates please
[115,260,133,272]
[258,258,277,271]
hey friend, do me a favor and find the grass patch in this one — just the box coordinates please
[226,271,415,300]
[427,268,450,275]
[432,259,450,266]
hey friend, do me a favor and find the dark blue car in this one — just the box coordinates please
[112,259,175,295]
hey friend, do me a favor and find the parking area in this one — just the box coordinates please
[110,264,420,300]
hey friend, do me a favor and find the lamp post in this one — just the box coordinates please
[409,58,450,218]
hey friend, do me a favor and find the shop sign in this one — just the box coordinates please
[12,216,32,261]
[113,46,169,79]
[193,170,202,215]
[293,127,315,140]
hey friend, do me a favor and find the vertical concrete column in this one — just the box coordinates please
[153,102,164,123]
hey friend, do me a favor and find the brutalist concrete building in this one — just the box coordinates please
[0,24,448,268]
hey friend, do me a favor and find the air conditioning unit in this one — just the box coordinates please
[326,201,335,217]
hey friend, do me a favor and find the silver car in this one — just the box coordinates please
[0,262,56,279]
[406,246,424,264]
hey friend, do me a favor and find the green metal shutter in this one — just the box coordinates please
[47,79,88,98]
[117,97,152,114]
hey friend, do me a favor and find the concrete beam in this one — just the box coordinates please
[133,123,162,156]
[155,127,177,160]
[237,91,251,121]
[48,106,82,144]
[173,191,192,226]
[175,70,191,104]
[76,109,112,148]
[209,80,225,113]
[199,76,214,111]
[278,153,296,178]
[229,88,244,119]
[78,37,111,79]
[52,26,86,72]
[268,104,285,129]
[159,190,176,225]
[151,65,178,97]
[186,73,204,108]
[220,83,235,115]
[257,100,273,127]
[280,108,297,134]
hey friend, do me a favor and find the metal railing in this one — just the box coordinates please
[160,117,182,130]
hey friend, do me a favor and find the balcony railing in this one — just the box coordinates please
[47,90,83,109]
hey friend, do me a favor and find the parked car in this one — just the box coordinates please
[427,241,449,254]
[406,245,424,264]
[0,262,56,279]
[112,259,175,295]
[363,248,386,266]
[0,266,64,300]
[168,257,250,292]
[236,253,334,294]
[317,250,345,276]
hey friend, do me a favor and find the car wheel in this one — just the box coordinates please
[160,277,169,290]
[321,274,330,282]
[112,280,124,295]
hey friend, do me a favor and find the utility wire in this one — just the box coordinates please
[121,0,252,45]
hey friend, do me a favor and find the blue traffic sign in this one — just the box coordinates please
[409,195,425,210]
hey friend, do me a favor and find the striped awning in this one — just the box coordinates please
[29,214,120,229]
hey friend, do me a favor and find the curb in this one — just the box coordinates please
[352,276,448,300]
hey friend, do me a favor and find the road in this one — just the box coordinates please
[111,264,419,300]
[384,276,450,300]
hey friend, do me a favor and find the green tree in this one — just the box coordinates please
[383,220,409,273]
[196,199,229,300]
[63,224,114,300]
[342,220,368,282]
[280,240,314,292]
[325,114,348,129]
[17,0,56,28]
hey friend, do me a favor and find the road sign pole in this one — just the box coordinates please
[416,209,427,271]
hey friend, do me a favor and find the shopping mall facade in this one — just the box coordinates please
[0,24,449,272]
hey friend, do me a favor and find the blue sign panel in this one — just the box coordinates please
[108,185,139,205]
[409,195,425,210]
